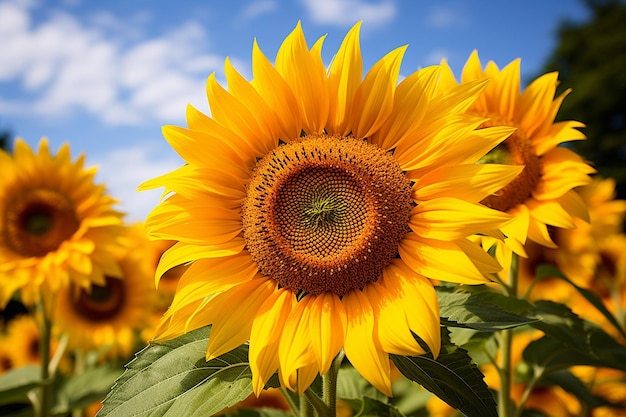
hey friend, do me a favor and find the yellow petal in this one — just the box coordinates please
[308,293,346,374]
[327,22,363,136]
[533,147,594,200]
[342,289,392,397]
[526,198,576,229]
[249,288,295,395]
[371,65,440,150]
[146,197,241,245]
[415,164,523,204]
[205,278,277,360]
[251,39,301,141]
[276,22,329,134]
[410,197,512,241]
[206,73,274,157]
[349,45,406,139]
[366,281,427,356]
[278,296,316,390]
[399,233,491,284]
[527,217,557,248]
[382,260,441,357]
[224,57,283,146]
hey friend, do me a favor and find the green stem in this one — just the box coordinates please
[512,366,543,417]
[322,351,344,417]
[303,389,328,417]
[280,387,300,417]
[38,308,53,417]
[498,252,519,417]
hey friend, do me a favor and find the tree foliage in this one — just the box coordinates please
[542,0,626,199]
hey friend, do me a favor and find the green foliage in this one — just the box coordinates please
[437,286,537,331]
[98,326,254,417]
[0,365,40,406]
[391,330,498,417]
[535,264,626,338]
[542,0,626,198]
[53,367,122,415]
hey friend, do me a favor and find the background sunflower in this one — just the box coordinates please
[0,138,125,309]
[54,223,158,359]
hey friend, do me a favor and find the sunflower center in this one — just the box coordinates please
[71,276,126,322]
[3,188,80,257]
[477,120,543,212]
[242,134,412,297]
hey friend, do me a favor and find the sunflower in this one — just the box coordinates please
[4,314,47,368]
[0,333,15,374]
[141,22,520,396]
[0,138,124,309]
[517,178,626,338]
[54,224,158,358]
[439,51,596,256]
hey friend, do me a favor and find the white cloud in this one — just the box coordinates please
[91,144,183,222]
[300,0,396,28]
[423,48,450,66]
[0,0,223,125]
[426,4,470,29]
[240,0,278,21]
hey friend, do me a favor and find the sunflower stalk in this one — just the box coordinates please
[322,351,344,417]
[498,252,519,417]
[37,301,54,417]
[303,389,329,417]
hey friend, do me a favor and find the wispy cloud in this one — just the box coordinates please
[240,0,278,21]
[300,0,396,28]
[426,3,470,29]
[91,144,183,222]
[423,48,450,66]
[0,0,222,125]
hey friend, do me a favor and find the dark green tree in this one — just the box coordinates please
[542,0,626,199]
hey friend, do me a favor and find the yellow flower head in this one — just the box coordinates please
[439,51,596,255]
[0,138,125,308]
[54,223,159,358]
[142,22,519,396]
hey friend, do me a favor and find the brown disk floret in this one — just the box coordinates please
[71,277,126,322]
[479,126,543,212]
[242,134,412,297]
[3,188,80,257]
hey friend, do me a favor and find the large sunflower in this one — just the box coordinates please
[439,51,596,256]
[54,223,158,358]
[142,22,521,396]
[0,139,124,308]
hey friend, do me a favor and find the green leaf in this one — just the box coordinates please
[390,330,497,417]
[53,366,123,413]
[224,408,292,417]
[98,326,254,417]
[527,300,626,372]
[0,365,40,406]
[353,397,406,417]
[437,287,537,331]
[456,331,498,367]
[535,264,626,339]
[337,366,388,403]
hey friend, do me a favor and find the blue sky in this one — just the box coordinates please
[0,0,589,221]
